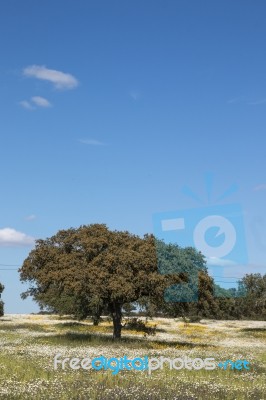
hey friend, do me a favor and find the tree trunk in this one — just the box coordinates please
[92,316,100,326]
[110,302,122,339]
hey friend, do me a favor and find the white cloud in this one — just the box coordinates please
[23,65,79,90]
[0,228,35,247]
[25,214,36,221]
[19,96,52,110]
[79,139,106,146]
[254,184,266,191]
[207,257,237,267]
[31,96,51,108]
[19,100,34,110]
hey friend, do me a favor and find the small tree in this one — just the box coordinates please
[236,274,266,320]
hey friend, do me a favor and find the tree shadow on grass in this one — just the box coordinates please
[33,331,217,349]
[0,322,48,332]
[56,322,93,328]
[241,328,266,332]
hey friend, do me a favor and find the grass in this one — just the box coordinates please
[0,315,265,399]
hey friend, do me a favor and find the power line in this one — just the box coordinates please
[212,276,243,279]
[0,268,18,271]
[0,263,20,267]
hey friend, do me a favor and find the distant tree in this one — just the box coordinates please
[201,274,266,320]
[122,302,137,317]
[19,224,181,339]
[0,283,4,316]
[235,274,266,320]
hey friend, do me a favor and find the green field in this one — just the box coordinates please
[0,315,265,399]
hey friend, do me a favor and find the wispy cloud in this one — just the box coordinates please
[254,184,266,191]
[247,98,266,106]
[19,96,52,110]
[24,214,37,221]
[227,96,244,104]
[31,96,51,107]
[23,65,79,90]
[129,90,141,100]
[19,100,34,110]
[227,96,266,106]
[79,139,106,146]
[0,228,35,247]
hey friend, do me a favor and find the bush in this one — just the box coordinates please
[188,315,202,323]
[124,317,157,336]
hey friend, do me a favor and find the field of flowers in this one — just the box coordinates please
[0,314,265,399]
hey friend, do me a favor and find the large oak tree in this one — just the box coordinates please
[20,224,215,337]
[20,224,182,339]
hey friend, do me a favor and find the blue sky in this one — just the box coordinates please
[0,0,265,313]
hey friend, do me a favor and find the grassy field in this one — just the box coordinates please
[0,314,265,399]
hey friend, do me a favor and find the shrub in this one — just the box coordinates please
[188,315,202,323]
[124,317,157,335]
